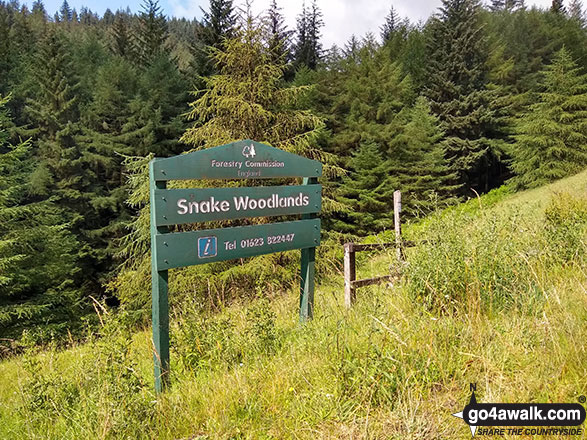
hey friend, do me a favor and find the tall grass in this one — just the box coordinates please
[1,179,586,439]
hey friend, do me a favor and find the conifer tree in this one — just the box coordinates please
[389,97,459,215]
[551,0,566,14]
[59,0,72,22]
[424,0,499,193]
[182,14,326,153]
[110,11,133,58]
[76,59,137,260]
[0,95,79,337]
[381,6,401,42]
[511,47,587,188]
[23,28,113,295]
[265,0,292,64]
[293,0,324,70]
[103,8,115,25]
[334,141,395,234]
[327,40,413,159]
[490,0,524,11]
[123,55,188,156]
[197,0,237,74]
[568,0,586,22]
[133,0,167,66]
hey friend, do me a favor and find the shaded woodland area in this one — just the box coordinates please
[0,0,586,342]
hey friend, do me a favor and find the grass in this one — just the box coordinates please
[0,170,586,439]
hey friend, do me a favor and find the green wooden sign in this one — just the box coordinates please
[156,219,320,269]
[151,139,322,181]
[153,184,322,226]
[150,140,322,393]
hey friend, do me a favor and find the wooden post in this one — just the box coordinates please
[344,243,356,308]
[150,161,170,393]
[394,190,402,261]
[300,177,318,322]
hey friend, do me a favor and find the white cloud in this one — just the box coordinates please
[170,0,558,49]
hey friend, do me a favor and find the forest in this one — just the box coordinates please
[0,0,586,345]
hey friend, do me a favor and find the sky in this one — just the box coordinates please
[36,0,558,48]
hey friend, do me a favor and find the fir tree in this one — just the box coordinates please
[197,0,237,75]
[31,0,47,23]
[490,0,525,11]
[293,0,324,70]
[0,94,79,337]
[23,28,111,295]
[389,97,459,215]
[182,14,326,152]
[327,40,413,158]
[335,141,395,234]
[123,55,188,156]
[59,0,72,22]
[133,0,168,66]
[103,8,115,25]
[110,11,133,58]
[551,0,566,13]
[424,0,500,193]
[265,0,292,65]
[380,6,400,42]
[568,0,586,22]
[511,47,587,188]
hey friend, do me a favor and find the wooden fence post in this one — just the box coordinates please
[344,243,356,308]
[394,190,402,261]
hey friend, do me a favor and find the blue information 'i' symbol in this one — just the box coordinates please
[198,236,217,258]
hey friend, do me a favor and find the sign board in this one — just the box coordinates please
[150,140,322,393]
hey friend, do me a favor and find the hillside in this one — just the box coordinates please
[0,170,586,440]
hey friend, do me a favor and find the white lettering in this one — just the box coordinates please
[233,196,248,211]
[177,198,188,215]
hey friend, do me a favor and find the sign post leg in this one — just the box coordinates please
[150,161,170,393]
[152,268,169,393]
[300,176,318,322]
[300,246,316,321]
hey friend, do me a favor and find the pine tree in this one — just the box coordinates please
[110,11,133,58]
[424,0,500,193]
[265,0,292,65]
[335,141,395,234]
[197,0,237,75]
[389,97,459,215]
[380,6,400,42]
[133,0,167,66]
[293,0,324,70]
[59,0,72,22]
[568,0,586,23]
[23,28,111,295]
[0,94,79,337]
[511,47,587,188]
[551,0,566,13]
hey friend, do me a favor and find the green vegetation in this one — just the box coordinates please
[1,169,585,439]
[1,0,586,337]
[1,0,586,436]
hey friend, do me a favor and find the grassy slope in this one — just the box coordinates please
[1,170,586,440]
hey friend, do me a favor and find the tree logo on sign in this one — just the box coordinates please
[242,144,256,158]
